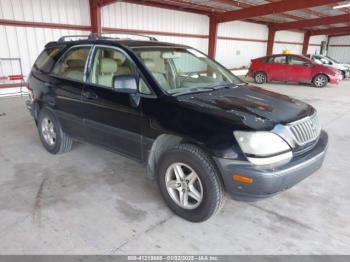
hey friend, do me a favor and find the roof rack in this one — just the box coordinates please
[57,33,158,43]
[99,32,158,41]
[58,34,97,42]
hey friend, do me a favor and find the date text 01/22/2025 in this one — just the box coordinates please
[127,255,219,261]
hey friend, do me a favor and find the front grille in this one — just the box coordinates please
[288,113,321,146]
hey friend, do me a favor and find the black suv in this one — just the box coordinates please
[26,33,328,222]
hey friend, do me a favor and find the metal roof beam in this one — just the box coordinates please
[311,26,350,35]
[101,0,219,15]
[213,0,309,21]
[217,0,343,23]
[273,14,350,31]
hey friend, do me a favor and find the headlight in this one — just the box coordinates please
[234,131,292,166]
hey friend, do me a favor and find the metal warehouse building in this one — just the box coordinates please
[1,0,349,87]
[0,0,350,257]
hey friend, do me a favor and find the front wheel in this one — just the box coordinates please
[254,72,267,84]
[157,144,224,222]
[313,74,328,88]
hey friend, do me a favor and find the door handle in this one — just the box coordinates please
[82,90,98,100]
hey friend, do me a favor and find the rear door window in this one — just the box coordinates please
[53,46,91,82]
[33,47,63,73]
[288,56,308,66]
[272,56,287,64]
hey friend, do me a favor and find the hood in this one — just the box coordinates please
[175,85,314,130]
[341,63,350,69]
[327,63,348,70]
[316,64,339,74]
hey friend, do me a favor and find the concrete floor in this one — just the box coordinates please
[0,80,350,255]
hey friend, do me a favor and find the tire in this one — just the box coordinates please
[157,144,224,222]
[37,107,73,154]
[313,74,328,88]
[254,72,267,84]
[341,71,346,79]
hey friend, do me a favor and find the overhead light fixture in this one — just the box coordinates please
[333,2,350,9]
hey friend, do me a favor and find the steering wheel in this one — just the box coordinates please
[178,72,200,89]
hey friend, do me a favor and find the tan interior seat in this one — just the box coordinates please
[143,59,171,90]
[98,58,118,87]
[115,59,132,75]
[64,59,85,81]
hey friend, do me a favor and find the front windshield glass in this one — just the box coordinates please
[135,47,243,95]
[326,56,340,64]
[314,56,331,65]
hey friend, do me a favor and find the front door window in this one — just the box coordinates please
[90,47,134,89]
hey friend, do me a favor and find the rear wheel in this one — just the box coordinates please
[254,72,267,84]
[157,144,224,222]
[37,108,73,154]
[313,74,328,88]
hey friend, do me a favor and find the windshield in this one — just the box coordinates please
[313,56,332,65]
[326,56,340,64]
[134,47,243,95]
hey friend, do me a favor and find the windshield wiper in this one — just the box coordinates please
[173,87,215,96]
[207,82,245,90]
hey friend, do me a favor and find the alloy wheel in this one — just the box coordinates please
[165,162,203,210]
[314,76,326,87]
[41,117,56,146]
[255,73,266,84]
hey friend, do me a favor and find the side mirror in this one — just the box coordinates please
[113,75,137,94]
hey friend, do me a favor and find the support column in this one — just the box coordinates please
[90,0,102,35]
[302,31,311,54]
[208,16,218,59]
[266,26,276,55]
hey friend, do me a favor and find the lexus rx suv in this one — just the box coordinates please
[26,34,328,222]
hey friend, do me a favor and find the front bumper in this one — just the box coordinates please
[215,131,328,201]
[342,69,350,79]
[329,73,343,84]
[25,99,34,117]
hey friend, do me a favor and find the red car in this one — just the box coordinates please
[248,54,342,87]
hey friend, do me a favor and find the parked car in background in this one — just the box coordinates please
[248,54,342,87]
[304,54,350,79]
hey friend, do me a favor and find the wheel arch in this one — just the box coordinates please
[313,73,330,82]
[146,134,216,180]
[254,71,268,82]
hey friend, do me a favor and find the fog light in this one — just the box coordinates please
[232,174,253,184]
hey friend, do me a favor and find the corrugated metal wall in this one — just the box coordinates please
[0,0,90,77]
[0,0,328,79]
[274,32,325,55]
[217,21,267,69]
[309,35,327,54]
[0,0,90,24]
[102,2,209,53]
[274,31,304,54]
[328,35,350,63]
[0,27,88,77]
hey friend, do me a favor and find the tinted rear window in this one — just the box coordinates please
[33,47,63,73]
[261,57,269,63]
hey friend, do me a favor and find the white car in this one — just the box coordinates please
[305,54,350,79]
